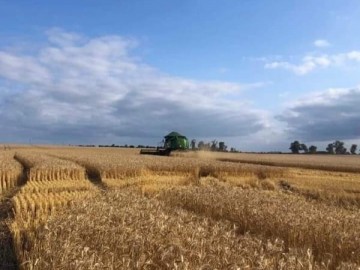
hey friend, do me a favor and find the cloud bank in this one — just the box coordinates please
[265,51,360,75]
[0,29,268,144]
[277,87,360,141]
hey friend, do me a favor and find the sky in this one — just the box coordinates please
[0,0,360,151]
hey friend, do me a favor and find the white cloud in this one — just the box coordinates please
[348,51,360,61]
[314,39,331,48]
[0,29,269,144]
[45,28,84,47]
[265,50,360,75]
[0,52,51,83]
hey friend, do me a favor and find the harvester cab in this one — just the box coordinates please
[140,131,189,156]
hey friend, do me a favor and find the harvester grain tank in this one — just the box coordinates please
[140,131,189,156]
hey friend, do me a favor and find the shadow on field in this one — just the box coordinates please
[85,169,108,191]
[0,189,20,270]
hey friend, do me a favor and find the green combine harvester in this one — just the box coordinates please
[140,131,189,156]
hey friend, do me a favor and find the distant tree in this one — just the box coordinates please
[289,141,301,154]
[333,140,347,154]
[326,143,335,154]
[300,144,308,153]
[191,139,196,150]
[211,140,218,151]
[204,143,211,150]
[219,142,227,151]
[198,141,205,150]
[309,145,317,154]
[350,144,357,154]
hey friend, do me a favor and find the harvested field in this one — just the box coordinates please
[0,146,359,269]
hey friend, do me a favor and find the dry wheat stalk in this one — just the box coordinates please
[0,152,23,193]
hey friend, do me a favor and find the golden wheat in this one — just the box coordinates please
[17,189,335,269]
[0,152,23,193]
[3,146,360,269]
[15,151,86,181]
[20,179,95,193]
[7,149,99,268]
[23,147,360,206]
[180,151,360,173]
[42,148,288,181]
[12,190,95,220]
[159,178,360,267]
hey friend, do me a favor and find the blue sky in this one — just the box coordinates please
[0,1,360,151]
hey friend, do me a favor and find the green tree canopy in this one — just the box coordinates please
[350,144,357,154]
[333,140,347,154]
[309,145,317,154]
[289,141,301,154]
[326,143,335,154]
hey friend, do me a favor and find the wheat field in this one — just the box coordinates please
[0,146,360,269]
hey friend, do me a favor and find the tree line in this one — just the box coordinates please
[191,139,231,152]
[289,140,358,154]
